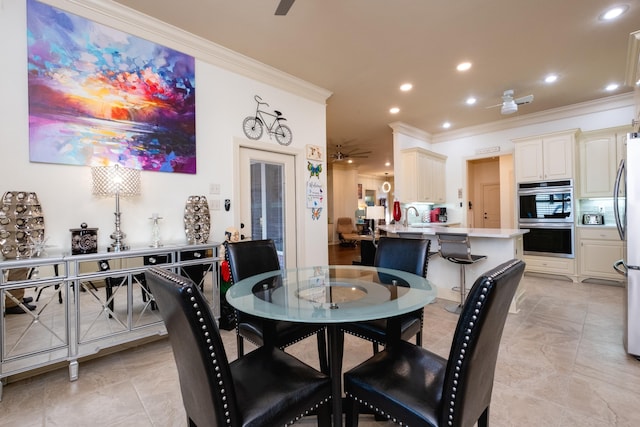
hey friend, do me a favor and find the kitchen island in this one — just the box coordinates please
[379,225,529,313]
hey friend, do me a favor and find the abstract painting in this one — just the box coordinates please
[27,0,196,173]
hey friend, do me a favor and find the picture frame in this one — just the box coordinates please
[306,144,323,161]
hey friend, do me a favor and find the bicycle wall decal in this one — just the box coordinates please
[242,95,293,146]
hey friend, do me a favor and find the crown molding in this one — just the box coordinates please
[388,122,432,140]
[43,0,332,104]
[431,92,634,143]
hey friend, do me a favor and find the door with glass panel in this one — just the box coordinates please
[239,147,296,268]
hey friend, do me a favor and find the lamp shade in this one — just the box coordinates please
[366,206,385,221]
[92,165,141,197]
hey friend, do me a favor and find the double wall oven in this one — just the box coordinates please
[518,179,574,258]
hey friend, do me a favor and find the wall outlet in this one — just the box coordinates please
[209,183,220,195]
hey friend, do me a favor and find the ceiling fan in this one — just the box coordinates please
[488,89,534,115]
[275,0,295,15]
[329,144,372,162]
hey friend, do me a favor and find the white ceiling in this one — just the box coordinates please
[114,0,640,176]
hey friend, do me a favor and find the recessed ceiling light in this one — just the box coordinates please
[457,62,472,72]
[400,83,413,91]
[347,159,353,164]
[600,5,628,21]
[385,161,391,167]
[544,74,558,83]
[606,83,619,91]
[442,122,451,129]
[389,107,400,114]
[466,97,477,105]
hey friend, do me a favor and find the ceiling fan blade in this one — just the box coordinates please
[515,94,534,105]
[275,0,295,15]
[485,102,502,109]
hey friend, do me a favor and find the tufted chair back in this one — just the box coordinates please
[439,259,525,427]
[145,266,237,427]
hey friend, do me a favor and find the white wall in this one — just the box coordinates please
[0,0,331,266]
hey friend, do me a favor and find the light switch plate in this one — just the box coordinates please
[209,183,220,195]
[210,199,221,210]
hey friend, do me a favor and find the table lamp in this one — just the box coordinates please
[366,206,385,238]
[92,164,141,252]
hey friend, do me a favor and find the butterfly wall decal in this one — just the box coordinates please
[308,162,322,178]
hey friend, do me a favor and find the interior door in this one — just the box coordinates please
[481,183,501,228]
[239,147,297,268]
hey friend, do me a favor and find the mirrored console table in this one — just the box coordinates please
[0,242,220,400]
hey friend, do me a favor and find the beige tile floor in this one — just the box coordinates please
[2,268,640,426]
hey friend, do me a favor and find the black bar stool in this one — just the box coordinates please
[437,232,486,314]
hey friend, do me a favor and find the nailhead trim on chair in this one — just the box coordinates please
[151,266,329,426]
[443,258,520,427]
[346,258,521,427]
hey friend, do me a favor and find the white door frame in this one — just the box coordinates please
[235,140,299,268]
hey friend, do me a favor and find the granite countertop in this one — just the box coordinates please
[380,224,529,239]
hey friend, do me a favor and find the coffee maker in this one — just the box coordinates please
[438,207,447,223]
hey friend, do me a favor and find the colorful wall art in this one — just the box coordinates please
[26,0,196,173]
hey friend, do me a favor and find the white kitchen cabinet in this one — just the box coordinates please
[513,130,578,183]
[578,226,624,282]
[523,254,577,282]
[578,126,631,198]
[400,148,447,203]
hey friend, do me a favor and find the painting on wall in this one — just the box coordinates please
[26,0,196,173]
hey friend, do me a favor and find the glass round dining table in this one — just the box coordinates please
[226,264,436,426]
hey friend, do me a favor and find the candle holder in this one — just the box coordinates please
[150,214,163,248]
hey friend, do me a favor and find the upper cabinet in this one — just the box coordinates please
[577,126,631,198]
[513,130,578,183]
[400,148,447,203]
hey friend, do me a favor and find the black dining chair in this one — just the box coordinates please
[145,266,331,427]
[340,237,431,354]
[226,239,329,373]
[343,259,525,427]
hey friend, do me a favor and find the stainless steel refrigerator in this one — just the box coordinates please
[614,132,640,358]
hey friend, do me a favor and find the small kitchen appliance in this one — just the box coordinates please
[438,207,448,222]
[430,208,440,223]
[582,213,604,225]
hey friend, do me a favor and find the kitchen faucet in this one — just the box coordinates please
[403,206,419,227]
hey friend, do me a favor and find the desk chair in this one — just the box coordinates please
[437,232,487,314]
[344,259,525,427]
[226,239,328,373]
[341,237,431,354]
[145,267,331,427]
